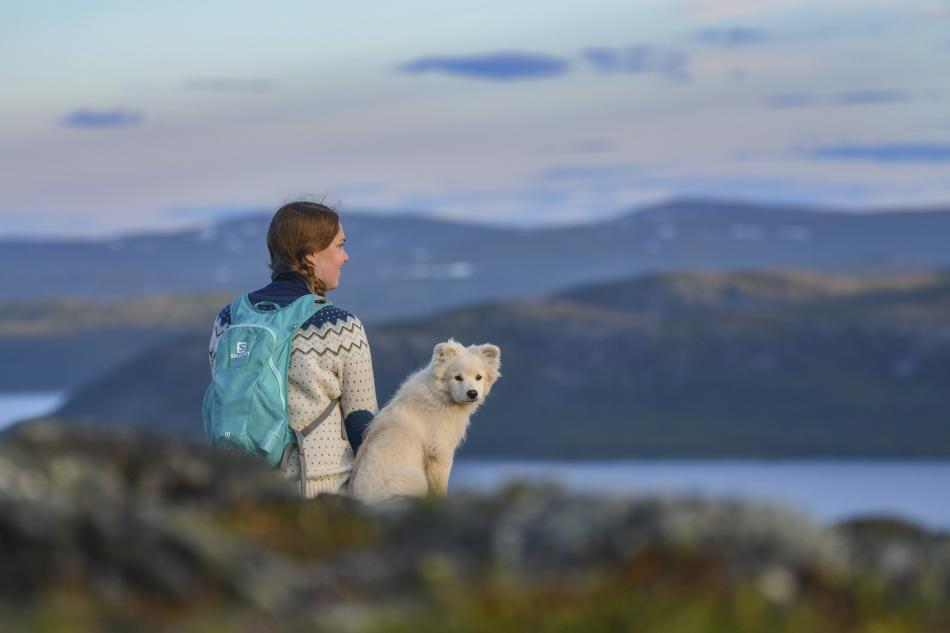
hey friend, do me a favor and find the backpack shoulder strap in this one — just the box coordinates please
[297,397,341,437]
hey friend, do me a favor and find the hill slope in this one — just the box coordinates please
[0,293,230,390]
[44,269,950,457]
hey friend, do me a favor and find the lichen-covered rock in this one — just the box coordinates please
[833,516,950,598]
[1,420,948,632]
[0,419,303,609]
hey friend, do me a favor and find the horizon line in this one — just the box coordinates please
[3,195,950,243]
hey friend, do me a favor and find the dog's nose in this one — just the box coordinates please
[467,389,478,400]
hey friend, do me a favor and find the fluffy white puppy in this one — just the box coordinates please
[348,339,501,503]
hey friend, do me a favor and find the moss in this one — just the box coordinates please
[208,496,381,559]
[367,568,947,633]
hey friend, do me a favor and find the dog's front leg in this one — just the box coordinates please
[425,450,454,496]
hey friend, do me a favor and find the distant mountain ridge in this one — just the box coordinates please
[41,268,950,458]
[3,198,949,324]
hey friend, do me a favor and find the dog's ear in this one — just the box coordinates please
[476,344,500,362]
[476,344,501,367]
[432,339,463,366]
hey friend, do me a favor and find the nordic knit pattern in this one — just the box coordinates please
[208,289,377,498]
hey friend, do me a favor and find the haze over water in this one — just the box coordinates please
[452,459,950,531]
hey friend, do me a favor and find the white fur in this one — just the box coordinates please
[348,339,501,504]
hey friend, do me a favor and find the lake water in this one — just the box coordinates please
[1,393,947,531]
[0,391,66,430]
[451,459,950,531]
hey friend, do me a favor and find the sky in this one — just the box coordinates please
[2,0,949,237]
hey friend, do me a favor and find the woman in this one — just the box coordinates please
[208,200,378,497]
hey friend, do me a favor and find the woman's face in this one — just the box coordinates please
[305,224,348,292]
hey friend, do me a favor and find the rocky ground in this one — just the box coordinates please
[1,419,948,632]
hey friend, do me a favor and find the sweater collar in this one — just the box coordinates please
[249,271,323,306]
[270,270,309,286]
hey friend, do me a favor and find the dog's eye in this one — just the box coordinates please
[476,375,482,381]
[454,375,462,381]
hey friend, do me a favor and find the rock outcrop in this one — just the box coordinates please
[1,420,947,632]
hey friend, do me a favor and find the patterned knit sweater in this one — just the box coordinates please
[208,272,377,498]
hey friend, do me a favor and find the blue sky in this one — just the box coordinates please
[2,0,949,237]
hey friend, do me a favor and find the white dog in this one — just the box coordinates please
[348,339,501,503]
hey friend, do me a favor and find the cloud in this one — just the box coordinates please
[766,90,910,108]
[802,142,950,163]
[396,187,576,226]
[692,0,950,23]
[181,77,276,93]
[694,27,770,46]
[399,52,570,81]
[836,90,907,106]
[535,164,889,210]
[653,176,875,203]
[61,109,143,129]
[329,182,389,197]
[766,93,820,109]
[914,3,950,17]
[539,164,639,182]
[581,46,689,81]
[398,46,689,83]
[539,138,616,155]
[690,0,771,23]
[163,204,265,221]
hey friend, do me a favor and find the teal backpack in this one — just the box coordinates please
[202,292,333,467]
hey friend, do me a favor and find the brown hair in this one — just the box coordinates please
[266,201,340,296]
